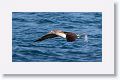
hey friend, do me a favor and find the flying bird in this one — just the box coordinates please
[34,30,79,42]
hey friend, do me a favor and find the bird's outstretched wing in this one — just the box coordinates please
[34,33,58,42]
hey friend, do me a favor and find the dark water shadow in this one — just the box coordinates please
[2,3,118,78]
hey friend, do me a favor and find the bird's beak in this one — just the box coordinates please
[77,34,80,38]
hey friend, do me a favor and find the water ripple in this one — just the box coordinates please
[12,12,102,62]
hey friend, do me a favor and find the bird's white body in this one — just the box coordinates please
[57,33,66,38]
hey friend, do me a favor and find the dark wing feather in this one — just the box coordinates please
[34,34,58,42]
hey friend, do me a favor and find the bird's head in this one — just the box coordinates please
[66,33,77,42]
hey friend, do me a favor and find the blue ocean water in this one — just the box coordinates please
[12,12,102,62]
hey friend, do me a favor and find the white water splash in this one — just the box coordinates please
[77,33,88,42]
[84,34,88,42]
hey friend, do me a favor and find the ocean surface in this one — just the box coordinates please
[12,12,102,62]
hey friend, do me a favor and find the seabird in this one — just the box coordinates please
[34,30,79,42]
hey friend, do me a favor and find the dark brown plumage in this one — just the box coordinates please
[66,32,77,42]
[34,34,58,42]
